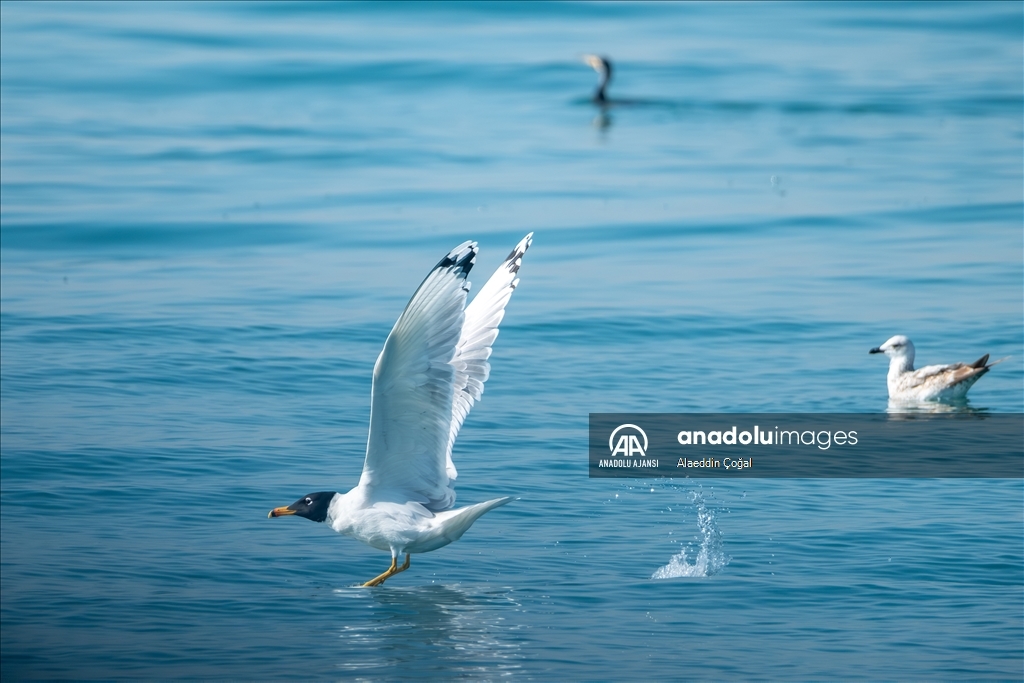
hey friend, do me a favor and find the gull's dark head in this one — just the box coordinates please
[268,491,336,523]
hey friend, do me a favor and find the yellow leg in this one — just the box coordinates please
[361,553,411,587]
[362,556,397,587]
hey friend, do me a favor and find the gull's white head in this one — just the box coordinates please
[870,334,916,370]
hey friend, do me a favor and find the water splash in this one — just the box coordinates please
[652,488,729,579]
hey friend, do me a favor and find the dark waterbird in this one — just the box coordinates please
[584,54,614,104]
[582,54,663,110]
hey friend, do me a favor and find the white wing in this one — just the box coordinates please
[357,234,532,512]
[359,241,478,511]
[444,233,533,481]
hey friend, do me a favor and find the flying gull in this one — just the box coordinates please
[270,234,532,586]
[869,334,1003,402]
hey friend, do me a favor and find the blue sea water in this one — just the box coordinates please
[2,2,1022,679]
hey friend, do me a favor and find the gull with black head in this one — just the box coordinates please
[270,234,532,586]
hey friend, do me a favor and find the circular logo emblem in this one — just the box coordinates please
[609,424,648,457]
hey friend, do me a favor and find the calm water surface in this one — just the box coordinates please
[2,2,1022,680]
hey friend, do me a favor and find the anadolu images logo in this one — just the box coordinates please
[609,424,648,458]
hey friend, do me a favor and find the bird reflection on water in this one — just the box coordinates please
[884,400,989,416]
[332,584,525,677]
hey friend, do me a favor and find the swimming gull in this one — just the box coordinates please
[270,234,532,586]
[869,334,1003,402]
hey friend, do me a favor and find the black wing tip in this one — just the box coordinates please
[436,240,478,278]
[435,233,530,280]
[504,232,533,276]
[971,353,990,369]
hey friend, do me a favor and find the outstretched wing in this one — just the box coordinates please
[444,233,533,481]
[359,242,477,511]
